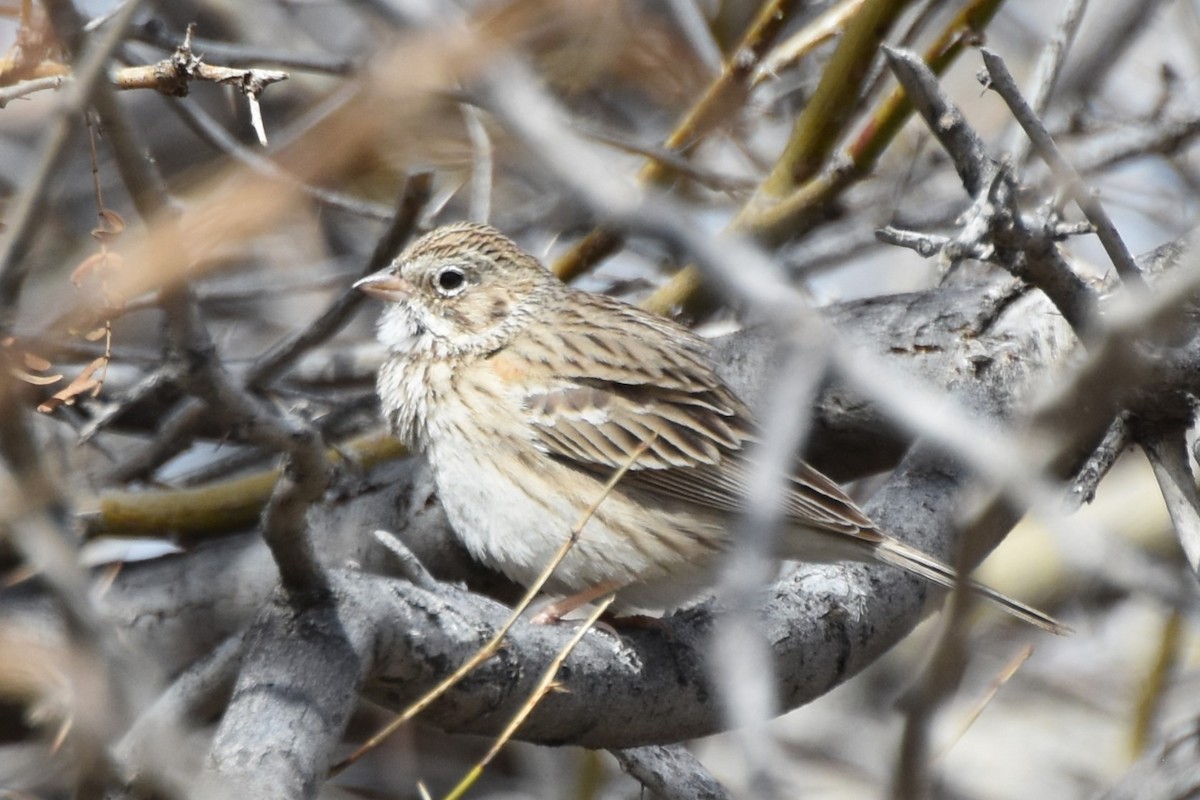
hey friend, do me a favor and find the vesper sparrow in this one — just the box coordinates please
[357,222,1061,632]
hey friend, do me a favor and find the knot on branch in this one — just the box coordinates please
[113,24,288,101]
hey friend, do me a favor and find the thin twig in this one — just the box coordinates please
[981,48,1146,289]
[461,103,493,223]
[166,94,393,220]
[106,398,204,484]
[551,0,803,282]
[0,73,71,106]
[1066,415,1130,507]
[440,593,615,800]
[132,19,355,75]
[760,0,912,196]
[881,47,1100,339]
[1005,0,1090,170]
[247,172,432,387]
[113,25,288,145]
[752,0,865,87]
[0,0,146,333]
[1142,431,1200,575]
[933,643,1033,760]
[882,45,989,196]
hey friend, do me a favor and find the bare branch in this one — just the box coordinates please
[880,46,1100,339]
[613,744,733,800]
[246,172,433,387]
[0,73,71,107]
[882,45,990,196]
[980,48,1145,290]
[1004,0,1089,169]
[1142,431,1200,576]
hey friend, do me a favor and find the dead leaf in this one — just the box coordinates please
[70,252,107,286]
[11,368,62,386]
[22,351,52,371]
[91,209,125,242]
[37,356,106,413]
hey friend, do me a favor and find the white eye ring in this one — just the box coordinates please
[434,266,467,296]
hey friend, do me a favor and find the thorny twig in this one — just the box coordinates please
[114,25,288,145]
[980,48,1145,290]
[881,47,1100,340]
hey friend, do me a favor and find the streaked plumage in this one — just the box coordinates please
[358,222,1062,632]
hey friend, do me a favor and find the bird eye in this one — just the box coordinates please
[434,266,466,296]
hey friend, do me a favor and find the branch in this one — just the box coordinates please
[880,46,1100,340]
[980,48,1145,289]
[613,744,733,800]
[114,25,288,146]
[0,0,145,333]
[0,73,70,106]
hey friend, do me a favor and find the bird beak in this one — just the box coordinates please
[355,271,414,302]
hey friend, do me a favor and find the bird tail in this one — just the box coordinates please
[874,538,1069,635]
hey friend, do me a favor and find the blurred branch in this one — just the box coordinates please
[646,0,1006,317]
[107,396,204,485]
[1004,0,1088,169]
[758,0,910,196]
[891,570,973,800]
[160,287,331,599]
[1057,0,1170,100]
[0,72,69,106]
[167,94,393,219]
[131,18,356,75]
[247,172,432,387]
[115,631,245,797]
[1142,432,1200,576]
[1095,718,1200,800]
[551,0,803,283]
[91,430,404,540]
[0,0,145,333]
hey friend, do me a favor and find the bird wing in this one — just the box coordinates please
[514,304,873,537]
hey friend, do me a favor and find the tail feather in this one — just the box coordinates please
[874,538,1069,635]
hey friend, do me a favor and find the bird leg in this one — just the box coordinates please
[532,579,623,624]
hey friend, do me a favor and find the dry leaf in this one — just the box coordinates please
[3,338,62,386]
[91,209,126,242]
[70,251,124,287]
[11,368,62,386]
[37,356,106,413]
[22,351,52,371]
[70,252,108,286]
